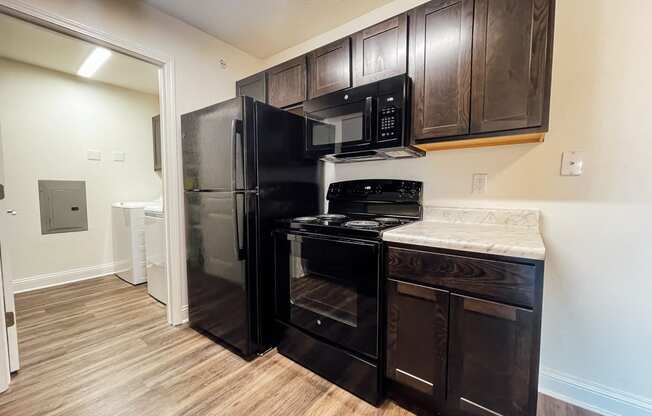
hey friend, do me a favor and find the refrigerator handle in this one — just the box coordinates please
[233,192,245,261]
[231,119,244,190]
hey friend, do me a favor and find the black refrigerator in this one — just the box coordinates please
[182,96,319,357]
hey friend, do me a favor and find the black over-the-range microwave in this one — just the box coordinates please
[303,74,424,163]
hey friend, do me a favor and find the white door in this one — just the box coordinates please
[0,122,19,376]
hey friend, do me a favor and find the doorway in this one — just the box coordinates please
[0,3,185,381]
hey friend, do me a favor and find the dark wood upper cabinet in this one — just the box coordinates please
[236,72,267,103]
[470,0,553,134]
[448,294,536,416]
[268,55,307,108]
[152,115,161,171]
[410,0,474,140]
[236,0,553,147]
[352,14,408,87]
[308,38,351,99]
[386,279,449,405]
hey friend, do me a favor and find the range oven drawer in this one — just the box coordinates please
[274,230,380,359]
[277,321,381,405]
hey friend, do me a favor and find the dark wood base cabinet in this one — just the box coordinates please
[385,243,544,415]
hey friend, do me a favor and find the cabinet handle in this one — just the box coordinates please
[396,368,433,387]
[460,397,504,416]
[463,297,516,321]
[395,368,434,395]
[391,279,441,302]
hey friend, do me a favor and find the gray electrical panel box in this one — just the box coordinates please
[38,180,88,235]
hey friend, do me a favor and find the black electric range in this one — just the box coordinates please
[273,179,423,405]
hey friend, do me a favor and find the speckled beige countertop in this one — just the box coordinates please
[382,207,546,260]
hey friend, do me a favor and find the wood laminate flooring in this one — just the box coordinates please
[0,275,599,416]
[0,276,409,416]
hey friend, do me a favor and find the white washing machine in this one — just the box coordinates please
[145,201,167,304]
[112,202,148,285]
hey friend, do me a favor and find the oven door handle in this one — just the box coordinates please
[282,230,379,251]
[364,96,376,143]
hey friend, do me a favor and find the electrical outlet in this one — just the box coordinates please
[561,151,584,176]
[472,173,488,194]
[112,151,126,162]
[87,150,101,161]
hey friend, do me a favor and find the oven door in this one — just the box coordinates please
[274,231,379,359]
[305,96,376,156]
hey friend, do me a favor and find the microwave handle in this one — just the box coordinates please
[364,96,375,142]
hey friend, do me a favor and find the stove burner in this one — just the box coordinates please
[317,214,348,221]
[375,217,401,224]
[344,220,380,229]
[293,216,319,223]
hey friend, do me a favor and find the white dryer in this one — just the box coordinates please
[112,202,148,285]
[145,201,167,304]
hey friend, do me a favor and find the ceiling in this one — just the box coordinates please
[143,0,394,58]
[0,13,159,95]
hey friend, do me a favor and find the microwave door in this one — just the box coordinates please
[306,99,371,155]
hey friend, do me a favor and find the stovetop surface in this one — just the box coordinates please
[276,179,423,239]
[276,213,417,239]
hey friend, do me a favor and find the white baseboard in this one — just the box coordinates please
[180,304,189,324]
[13,261,129,293]
[540,367,652,416]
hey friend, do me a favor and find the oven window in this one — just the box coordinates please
[289,239,358,327]
[308,101,366,148]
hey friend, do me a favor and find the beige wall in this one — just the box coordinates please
[0,58,161,289]
[260,0,652,414]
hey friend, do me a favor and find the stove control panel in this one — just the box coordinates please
[327,179,422,203]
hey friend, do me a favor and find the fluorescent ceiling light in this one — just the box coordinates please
[77,47,111,78]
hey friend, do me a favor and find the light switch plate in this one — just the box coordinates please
[87,150,101,161]
[112,151,126,162]
[561,151,584,176]
[472,173,488,194]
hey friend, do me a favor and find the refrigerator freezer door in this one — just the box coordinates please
[185,190,257,355]
[181,97,254,192]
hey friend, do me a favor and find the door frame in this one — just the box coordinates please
[0,249,9,393]
[0,0,187,326]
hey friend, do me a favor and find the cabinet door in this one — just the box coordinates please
[268,55,307,108]
[411,0,473,140]
[448,294,536,416]
[152,115,161,171]
[470,0,552,133]
[308,38,351,99]
[353,14,407,87]
[236,72,267,103]
[386,279,449,404]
